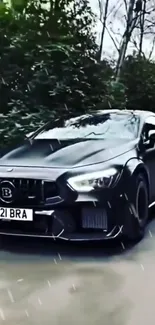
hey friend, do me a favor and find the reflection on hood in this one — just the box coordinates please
[0,137,137,168]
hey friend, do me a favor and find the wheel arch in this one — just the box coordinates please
[124,158,150,201]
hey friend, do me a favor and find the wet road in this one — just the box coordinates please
[0,218,155,325]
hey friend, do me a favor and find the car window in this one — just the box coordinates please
[145,116,155,126]
[35,112,140,140]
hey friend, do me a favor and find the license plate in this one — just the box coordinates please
[0,207,33,221]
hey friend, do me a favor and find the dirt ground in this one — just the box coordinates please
[0,218,155,325]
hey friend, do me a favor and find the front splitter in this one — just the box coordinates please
[0,225,123,241]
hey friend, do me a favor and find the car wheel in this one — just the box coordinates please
[123,173,148,242]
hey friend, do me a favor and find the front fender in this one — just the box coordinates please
[122,157,150,199]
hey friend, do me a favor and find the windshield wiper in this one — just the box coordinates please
[83,126,110,138]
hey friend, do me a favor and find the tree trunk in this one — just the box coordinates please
[139,0,146,55]
[98,0,110,61]
[115,0,137,81]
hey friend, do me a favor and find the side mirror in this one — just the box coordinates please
[142,129,155,150]
[148,130,155,142]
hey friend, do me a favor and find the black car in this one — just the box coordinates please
[0,109,155,242]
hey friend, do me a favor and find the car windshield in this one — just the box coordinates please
[34,112,140,140]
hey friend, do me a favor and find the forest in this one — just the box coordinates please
[0,0,155,146]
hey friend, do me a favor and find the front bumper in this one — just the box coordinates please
[0,199,124,241]
[0,164,127,241]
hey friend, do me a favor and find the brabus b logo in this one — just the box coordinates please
[1,187,12,199]
[0,181,15,203]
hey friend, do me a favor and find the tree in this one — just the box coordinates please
[115,0,138,80]
[121,55,155,111]
[0,0,112,146]
[98,0,110,61]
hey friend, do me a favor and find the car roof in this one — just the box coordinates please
[67,110,155,124]
[89,109,154,118]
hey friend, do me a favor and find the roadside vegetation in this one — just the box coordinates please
[0,0,155,146]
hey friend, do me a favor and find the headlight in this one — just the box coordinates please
[67,168,120,192]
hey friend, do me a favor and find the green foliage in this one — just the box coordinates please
[11,0,28,12]
[1,1,155,148]
[0,0,113,147]
[121,55,155,111]
[107,81,127,109]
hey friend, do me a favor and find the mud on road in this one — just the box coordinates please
[0,219,155,325]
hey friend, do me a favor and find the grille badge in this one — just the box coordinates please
[0,180,15,203]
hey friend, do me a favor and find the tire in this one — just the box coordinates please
[123,173,148,242]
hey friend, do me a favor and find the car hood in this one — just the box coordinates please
[0,138,137,168]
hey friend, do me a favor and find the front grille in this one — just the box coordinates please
[43,181,59,200]
[0,178,59,206]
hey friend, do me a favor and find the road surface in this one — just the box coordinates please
[0,217,155,325]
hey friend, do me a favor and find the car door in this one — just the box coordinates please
[141,115,155,202]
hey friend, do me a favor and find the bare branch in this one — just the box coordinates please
[130,35,146,57]
[106,26,120,52]
[109,26,123,37]
[116,0,138,81]
[98,0,104,21]
[122,0,128,13]
[148,36,155,59]
[108,2,124,19]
